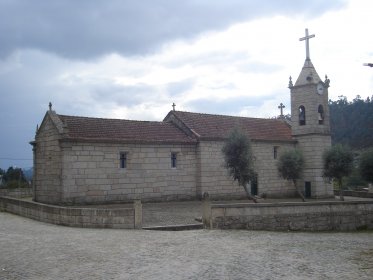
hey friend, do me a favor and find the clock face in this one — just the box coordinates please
[317,82,324,95]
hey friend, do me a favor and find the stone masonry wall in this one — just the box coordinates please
[0,188,33,198]
[60,142,197,204]
[34,115,63,204]
[198,140,297,200]
[0,196,136,229]
[296,134,333,198]
[251,140,297,197]
[291,83,330,136]
[206,201,373,231]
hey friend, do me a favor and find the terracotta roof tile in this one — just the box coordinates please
[169,111,293,141]
[58,115,196,144]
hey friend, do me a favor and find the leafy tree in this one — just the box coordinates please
[344,166,367,190]
[2,167,29,188]
[330,95,373,149]
[277,149,305,202]
[359,148,373,186]
[323,145,353,201]
[222,128,257,203]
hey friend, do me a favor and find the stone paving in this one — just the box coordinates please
[1,209,372,279]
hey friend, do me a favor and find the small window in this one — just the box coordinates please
[299,106,306,125]
[273,146,279,159]
[318,105,324,125]
[120,152,127,169]
[171,152,177,168]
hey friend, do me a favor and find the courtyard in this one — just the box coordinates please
[0,211,372,280]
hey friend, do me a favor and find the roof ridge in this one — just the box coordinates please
[173,110,283,122]
[58,114,167,125]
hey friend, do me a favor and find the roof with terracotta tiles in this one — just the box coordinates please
[57,114,196,144]
[165,111,293,141]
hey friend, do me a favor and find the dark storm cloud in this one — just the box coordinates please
[0,0,346,60]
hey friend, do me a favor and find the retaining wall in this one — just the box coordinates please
[334,190,373,199]
[0,188,33,198]
[203,200,373,231]
[0,196,142,229]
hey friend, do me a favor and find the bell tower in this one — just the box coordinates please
[289,28,333,198]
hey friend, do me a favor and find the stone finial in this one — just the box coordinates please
[288,76,293,88]
[49,102,52,111]
[36,124,39,133]
[324,75,330,87]
[172,102,176,111]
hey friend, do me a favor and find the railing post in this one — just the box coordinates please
[134,199,142,229]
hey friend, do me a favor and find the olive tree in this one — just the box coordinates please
[323,145,353,201]
[222,128,257,203]
[359,148,373,191]
[277,149,305,202]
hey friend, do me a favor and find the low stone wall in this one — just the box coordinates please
[0,188,33,198]
[0,196,142,229]
[203,200,373,231]
[334,190,373,198]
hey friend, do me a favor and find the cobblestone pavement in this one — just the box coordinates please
[1,211,372,280]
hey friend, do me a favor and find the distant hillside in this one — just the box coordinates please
[329,95,373,149]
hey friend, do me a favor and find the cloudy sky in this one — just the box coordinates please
[1,0,372,169]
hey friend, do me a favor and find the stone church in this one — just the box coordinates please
[31,29,333,205]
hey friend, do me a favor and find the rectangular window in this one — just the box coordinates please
[171,152,177,168]
[120,152,127,169]
[273,146,279,159]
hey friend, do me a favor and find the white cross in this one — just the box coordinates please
[299,28,315,60]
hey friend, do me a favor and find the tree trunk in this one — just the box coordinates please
[243,184,258,203]
[293,180,306,202]
[339,179,344,201]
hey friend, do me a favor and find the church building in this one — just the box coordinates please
[31,29,333,205]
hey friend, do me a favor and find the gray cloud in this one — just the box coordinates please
[0,0,348,169]
[166,51,251,69]
[91,83,158,106]
[167,78,196,97]
[186,95,269,115]
[185,92,293,119]
[0,0,346,60]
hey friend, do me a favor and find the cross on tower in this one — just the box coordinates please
[278,103,285,117]
[172,103,176,111]
[299,28,315,60]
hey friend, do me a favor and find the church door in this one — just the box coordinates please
[305,182,311,198]
[250,175,258,196]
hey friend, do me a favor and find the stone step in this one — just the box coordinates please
[143,223,203,231]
